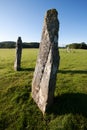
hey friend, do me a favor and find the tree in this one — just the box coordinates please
[66,42,87,49]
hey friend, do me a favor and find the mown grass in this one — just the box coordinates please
[0,48,87,130]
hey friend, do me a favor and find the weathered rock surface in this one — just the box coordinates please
[14,37,22,71]
[32,9,60,114]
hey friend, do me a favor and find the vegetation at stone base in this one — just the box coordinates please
[66,42,87,49]
[0,41,39,48]
[0,49,87,130]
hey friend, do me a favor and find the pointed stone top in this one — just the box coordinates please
[46,9,58,17]
[44,9,59,27]
[16,36,22,46]
[17,36,22,42]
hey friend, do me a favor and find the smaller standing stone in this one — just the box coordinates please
[14,37,22,71]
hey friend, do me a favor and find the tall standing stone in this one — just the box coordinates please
[32,9,60,114]
[14,37,22,71]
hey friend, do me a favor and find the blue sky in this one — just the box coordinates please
[0,0,87,46]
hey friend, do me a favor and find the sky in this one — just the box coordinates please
[0,0,87,46]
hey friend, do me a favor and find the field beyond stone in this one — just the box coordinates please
[0,49,87,130]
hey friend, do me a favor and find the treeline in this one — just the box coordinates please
[0,41,39,48]
[66,42,87,49]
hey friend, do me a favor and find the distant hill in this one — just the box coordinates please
[0,41,39,48]
[66,42,87,49]
[0,41,16,48]
[23,42,39,48]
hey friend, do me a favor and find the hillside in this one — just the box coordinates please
[0,41,39,48]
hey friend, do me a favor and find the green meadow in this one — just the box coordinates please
[0,49,87,130]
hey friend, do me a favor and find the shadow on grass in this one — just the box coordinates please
[47,93,87,117]
[58,70,87,74]
[20,67,35,71]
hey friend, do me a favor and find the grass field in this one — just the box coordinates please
[0,49,87,130]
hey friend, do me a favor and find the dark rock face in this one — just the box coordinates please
[14,37,22,71]
[32,9,60,114]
